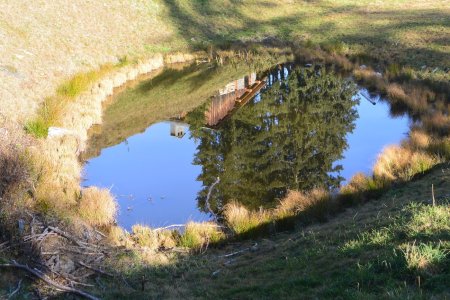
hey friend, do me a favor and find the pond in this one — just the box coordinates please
[83,62,410,230]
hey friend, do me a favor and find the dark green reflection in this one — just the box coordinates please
[188,65,359,213]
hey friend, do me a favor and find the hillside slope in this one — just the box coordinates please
[0,0,174,123]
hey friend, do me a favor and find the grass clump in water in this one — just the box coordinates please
[373,145,439,182]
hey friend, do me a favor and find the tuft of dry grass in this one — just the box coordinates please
[178,222,224,250]
[373,145,439,182]
[224,202,270,235]
[429,138,450,161]
[131,225,178,250]
[108,225,128,246]
[0,121,33,216]
[78,187,117,226]
[339,172,385,204]
[31,135,82,214]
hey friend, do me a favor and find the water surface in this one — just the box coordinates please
[83,63,409,229]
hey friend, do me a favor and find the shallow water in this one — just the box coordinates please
[83,63,410,230]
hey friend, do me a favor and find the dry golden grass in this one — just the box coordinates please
[131,225,159,249]
[387,83,408,102]
[405,128,431,150]
[224,202,270,235]
[0,126,30,199]
[78,187,117,226]
[0,120,35,226]
[422,111,450,133]
[373,145,439,182]
[31,136,82,214]
[275,189,331,219]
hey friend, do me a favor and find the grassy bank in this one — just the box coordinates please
[101,163,448,299]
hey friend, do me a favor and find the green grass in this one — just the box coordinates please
[24,119,48,138]
[56,65,114,99]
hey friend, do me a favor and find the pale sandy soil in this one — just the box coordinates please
[0,0,175,123]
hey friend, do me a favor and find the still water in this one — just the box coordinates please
[83,63,409,230]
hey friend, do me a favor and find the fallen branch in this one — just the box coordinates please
[0,260,100,300]
[48,226,83,247]
[154,224,186,231]
[77,261,113,277]
[154,224,225,231]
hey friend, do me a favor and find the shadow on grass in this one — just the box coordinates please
[161,0,449,75]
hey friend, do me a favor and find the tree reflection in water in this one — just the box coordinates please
[187,64,360,214]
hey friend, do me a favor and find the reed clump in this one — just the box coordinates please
[406,128,431,150]
[78,187,117,226]
[353,68,387,93]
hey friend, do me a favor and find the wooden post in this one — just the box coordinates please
[432,184,435,206]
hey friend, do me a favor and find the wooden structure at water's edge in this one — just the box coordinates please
[206,73,266,126]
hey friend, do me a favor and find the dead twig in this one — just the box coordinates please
[0,260,100,300]
[205,177,220,219]
[8,279,22,298]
